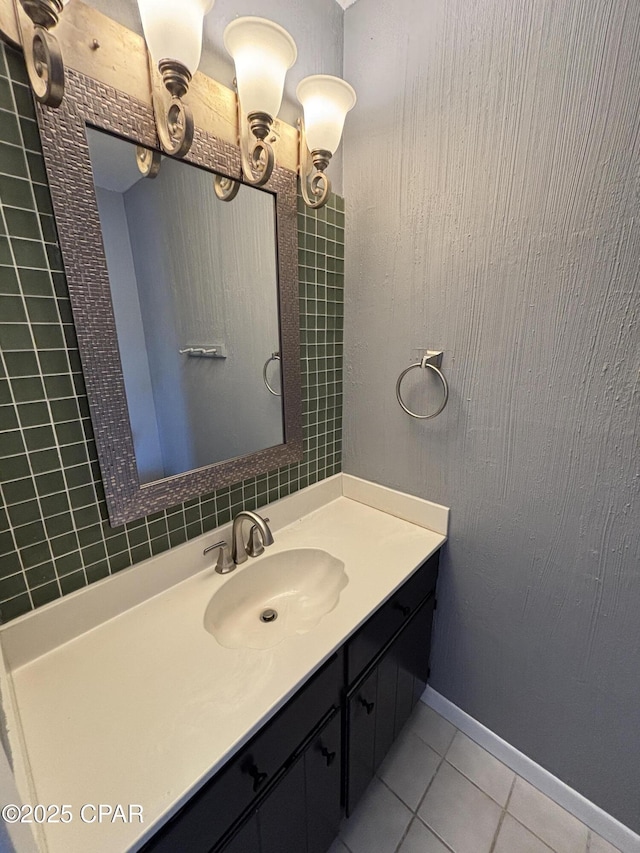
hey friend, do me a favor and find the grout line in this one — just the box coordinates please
[489,775,518,853]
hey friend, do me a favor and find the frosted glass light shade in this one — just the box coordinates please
[137,0,215,73]
[224,17,297,119]
[296,75,356,155]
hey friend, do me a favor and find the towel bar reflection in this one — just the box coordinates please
[396,351,448,419]
[179,345,227,359]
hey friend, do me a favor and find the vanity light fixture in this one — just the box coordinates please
[215,17,356,210]
[136,0,214,160]
[17,0,69,107]
[221,16,297,189]
[296,75,356,209]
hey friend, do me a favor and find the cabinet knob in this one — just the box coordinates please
[247,764,268,792]
[320,746,336,767]
[358,697,375,715]
[395,602,411,618]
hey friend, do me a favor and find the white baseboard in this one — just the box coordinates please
[422,687,640,853]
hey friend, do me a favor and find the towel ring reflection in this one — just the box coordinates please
[396,353,449,419]
[263,352,281,396]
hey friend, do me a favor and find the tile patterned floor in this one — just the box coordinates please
[331,703,622,853]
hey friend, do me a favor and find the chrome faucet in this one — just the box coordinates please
[232,510,274,565]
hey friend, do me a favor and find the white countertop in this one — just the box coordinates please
[1,475,447,853]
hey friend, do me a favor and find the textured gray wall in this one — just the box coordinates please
[343,0,640,833]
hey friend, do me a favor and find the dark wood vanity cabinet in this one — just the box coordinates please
[345,592,436,815]
[141,550,439,853]
[221,709,342,853]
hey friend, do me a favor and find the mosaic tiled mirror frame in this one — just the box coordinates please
[34,67,303,526]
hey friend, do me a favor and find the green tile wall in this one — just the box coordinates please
[0,42,344,624]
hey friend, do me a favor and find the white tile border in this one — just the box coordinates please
[341,474,449,535]
[422,687,640,853]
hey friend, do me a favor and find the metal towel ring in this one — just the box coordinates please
[396,353,449,419]
[263,352,281,396]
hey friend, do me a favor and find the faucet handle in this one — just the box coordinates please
[203,540,235,574]
[247,518,270,558]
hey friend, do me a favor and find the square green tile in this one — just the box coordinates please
[46,243,64,271]
[50,531,79,559]
[0,404,19,431]
[130,543,151,563]
[39,491,70,517]
[44,512,74,538]
[40,351,70,375]
[25,296,59,323]
[30,581,60,608]
[0,530,14,556]
[22,424,55,451]
[0,323,32,350]
[0,236,12,265]
[12,236,47,268]
[0,111,21,146]
[0,265,19,294]
[17,400,49,428]
[60,570,85,596]
[0,296,27,323]
[11,375,45,403]
[82,542,106,565]
[19,267,53,295]
[5,47,29,85]
[0,78,12,110]
[50,398,79,424]
[13,519,45,549]
[76,524,102,548]
[11,83,34,119]
[85,562,109,584]
[28,447,59,474]
[33,183,53,215]
[1,453,31,482]
[0,377,11,404]
[35,469,66,497]
[0,593,32,624]
[67,484,95,509]
[0,550,21,580]
[0,141,27,178]
[103,532,128,558]
[73,504,101,529]
[20,540,51,569]
[54,551,82,577]
[31,323,64,349]
[109,551,131,573]
[19,117,41,153]
[0,173,33,209]
[26,151,47,184]
[40,214,57,244]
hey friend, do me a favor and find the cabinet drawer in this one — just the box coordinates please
[346,552,438,684]
[141,650,343,853]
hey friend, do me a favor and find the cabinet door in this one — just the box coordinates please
[346,593,437,816]
[373,650,398,768]
[305,711,342,853]
[411,595,435,704]
[257,755,307,853]
[395,595,435,737]
[219,812,260,853]
[346,667,378,816]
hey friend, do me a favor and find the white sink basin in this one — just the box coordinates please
[203,548,348,649]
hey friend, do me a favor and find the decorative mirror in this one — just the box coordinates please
[35,67,302,525]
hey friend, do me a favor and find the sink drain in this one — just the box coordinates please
[260,608,278,623]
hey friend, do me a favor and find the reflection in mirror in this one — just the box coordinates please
[86,128,284,485]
